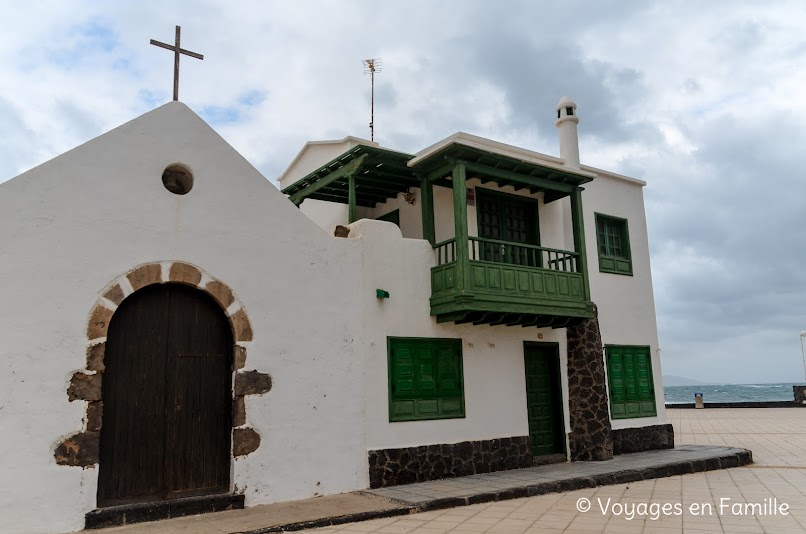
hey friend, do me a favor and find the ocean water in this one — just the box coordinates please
[663,383,799,404]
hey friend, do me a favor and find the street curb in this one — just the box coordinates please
[667,401,804,409]
[236,449,752,533]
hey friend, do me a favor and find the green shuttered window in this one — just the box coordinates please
[595,213,632,275]
[388,337,465,422]
[606,345,656,419]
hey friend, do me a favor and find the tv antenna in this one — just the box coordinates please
[363,58,382,141]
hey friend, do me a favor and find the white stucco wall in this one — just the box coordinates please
[293,160,665,431]
[581,172,666,429]
[277,137,376,188]
[0,103,368,534]
[346,220,572,452]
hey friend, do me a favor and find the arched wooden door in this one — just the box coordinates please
[98,283,233,507]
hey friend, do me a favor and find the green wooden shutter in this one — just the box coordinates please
[596,214,633,275]
[389,344,417,419]
[389,338,465,422]
[606,345,656,419]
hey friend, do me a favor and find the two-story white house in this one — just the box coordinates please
[278,97,669,487]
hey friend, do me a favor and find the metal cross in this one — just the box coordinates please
[149,26,204,101]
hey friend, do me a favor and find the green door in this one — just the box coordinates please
[476,190,540,266]
[524,344,565,456]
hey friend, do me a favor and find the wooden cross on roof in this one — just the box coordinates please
[150,25,204,101]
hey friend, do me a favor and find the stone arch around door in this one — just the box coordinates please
[54,261,271,469]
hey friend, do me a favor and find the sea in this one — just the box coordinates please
[664,383,799,404]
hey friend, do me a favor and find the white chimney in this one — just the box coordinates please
[555,96,580,169]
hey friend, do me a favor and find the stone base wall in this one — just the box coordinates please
[612,424,674,455]
[566,306,614,461]
[794,385,806,403]
[368,436,532,488]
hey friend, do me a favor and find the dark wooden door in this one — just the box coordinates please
[476,190,539,266]
[98,283,233,507]
[524,344,564,457]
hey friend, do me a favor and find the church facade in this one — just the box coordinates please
[0,100,669,533]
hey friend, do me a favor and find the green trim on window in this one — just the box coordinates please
[388,337,465,422]
[595,213,633,276]
[376,209,400,227]
[605,345,656,419]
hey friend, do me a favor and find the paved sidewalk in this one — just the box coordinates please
[308,408,806,534]
[93,493,405,534]
[93,442,749,533]
[364,445,749,507]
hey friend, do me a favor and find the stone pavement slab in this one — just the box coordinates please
[88,493,406,534]
[364,444,750,507]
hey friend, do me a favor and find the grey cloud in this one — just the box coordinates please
[647,112,806,380]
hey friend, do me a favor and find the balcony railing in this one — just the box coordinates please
[430,236,592,325]
[434,238,457,266]
[468,237,580,272]
[434,236,580,274]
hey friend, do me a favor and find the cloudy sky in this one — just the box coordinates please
[2,1,805,384]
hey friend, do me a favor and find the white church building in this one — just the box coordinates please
[0,98,669,533]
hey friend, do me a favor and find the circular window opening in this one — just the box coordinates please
[162,164,193,195]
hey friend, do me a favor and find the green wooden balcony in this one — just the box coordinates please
[431,237,594,327]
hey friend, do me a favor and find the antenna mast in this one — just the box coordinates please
[362,58,382,141]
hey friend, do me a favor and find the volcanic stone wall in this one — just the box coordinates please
[566,306,614,461]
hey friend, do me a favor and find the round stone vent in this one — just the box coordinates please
[162,164,193,195]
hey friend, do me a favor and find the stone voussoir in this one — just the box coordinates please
[102,284,125,306]
[234,345,247,370]
[87,304,115,340]
[229,309,253,342]
[126,263,162,292]
[205,280,236,310]
[86,343,106,371]
[169,262,203,286]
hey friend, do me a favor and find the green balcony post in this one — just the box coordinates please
[420,177,435,245]
[348,172,357,223]
[452,163,468,291]
[570,188,591,301]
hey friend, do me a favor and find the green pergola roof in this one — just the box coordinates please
[281,145,417,208]
[282,138,596,208]
[412,143,595,203]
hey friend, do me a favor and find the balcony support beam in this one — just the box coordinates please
[348,173,357,223]
[420,177,436,246]
[452,163,469,292]
[289,153,368,205]
[570,188,591,301]
[458,160,576,194]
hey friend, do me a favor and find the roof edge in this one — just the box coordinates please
[277,135,378,183]
[409,132,597,180]
[581,164,646,186]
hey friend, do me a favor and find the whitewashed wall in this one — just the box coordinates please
[581,170,666,429]
[294,152,666,436]
[300,162,664,431]
[0,103,368,534]
[346,220,571,452]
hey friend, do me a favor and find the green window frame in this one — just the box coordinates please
[605,345,656,419]
[388,337,465,422]
[595,213,632,275]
